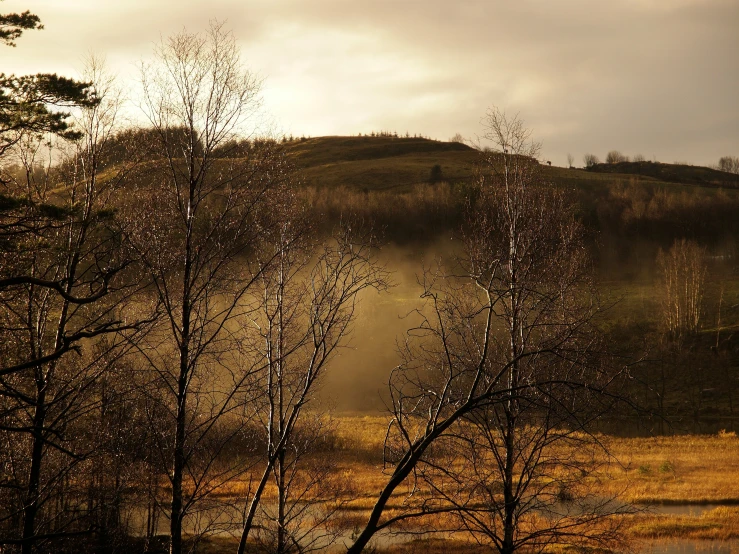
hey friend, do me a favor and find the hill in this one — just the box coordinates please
[586,160,739,188]
[274,135,739,245]
[281,135,739,194]
[282,136,479,191]
[284,135,474,165]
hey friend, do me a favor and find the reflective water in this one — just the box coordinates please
[651,504,731,517]
[640,503,739,554]
[122,500,739,553]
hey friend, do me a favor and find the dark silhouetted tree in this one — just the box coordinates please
[0,4,97,159]
[429,163,443,184]
[0,59,147,554]
[718,156,739,174]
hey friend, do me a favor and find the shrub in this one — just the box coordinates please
[718,156,739,174]
[606,150,629,164]
[583,153,600,168]
[429,164,443,183]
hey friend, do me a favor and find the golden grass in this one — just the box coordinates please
[372,537,487,554]
[327,419,739,547]
[597,432,739,504]
[328,416,739,504]
[242,416,739,508]
[197,417,739,551]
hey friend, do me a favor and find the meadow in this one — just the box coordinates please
[189,416,739,552]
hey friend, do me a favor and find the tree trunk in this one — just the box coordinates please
[170,181,194,554]
[170,357,188,554]
[22,393,46,554]
[502,412,516,554]
[277,449,286,553]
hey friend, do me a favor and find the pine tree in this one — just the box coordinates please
[0,4,97,158]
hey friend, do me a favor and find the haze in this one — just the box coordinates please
[3,0,738,167]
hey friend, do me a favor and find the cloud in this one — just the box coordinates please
[2,0,737,165]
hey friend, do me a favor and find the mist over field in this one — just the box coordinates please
[318,217,739,413]
[319,239,451,411]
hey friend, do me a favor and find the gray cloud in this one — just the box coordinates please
[3,0,737,165]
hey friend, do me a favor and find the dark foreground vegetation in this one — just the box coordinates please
[3,11,739,554]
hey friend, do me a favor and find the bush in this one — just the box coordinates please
[606,150,629,164]
[583,153,600,168]
[429,164,443,183]
[718,156,739,174]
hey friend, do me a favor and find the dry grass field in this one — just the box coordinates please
[602,431,739,505]
[199,416,739,552]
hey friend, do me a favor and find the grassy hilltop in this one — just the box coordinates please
[281,134,739,192]
[282,135,479,191]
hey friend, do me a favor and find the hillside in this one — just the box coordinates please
[283,136,479,191]
[282,135,739,194]
[284,135,474,165]
[586,160,739,187]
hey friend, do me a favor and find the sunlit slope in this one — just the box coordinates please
[282,135,739,193]
[283,136,479,191]
[78,135,739,200]
[587,160,739,187]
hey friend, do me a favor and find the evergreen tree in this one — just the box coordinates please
[0,3,97,158]
[0,4,42,46]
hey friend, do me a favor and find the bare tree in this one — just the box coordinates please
[566,153,574,168]
[583,153,599,168]
[236,222,388,554]
[718,156,739,174]
[656,239,707,339]
[130,22,294,554]
[605,150,628,164]
[0,59,139,379]
[346,108,627,554]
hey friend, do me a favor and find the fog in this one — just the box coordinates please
[318,235,458,412]
[318,229,739,413]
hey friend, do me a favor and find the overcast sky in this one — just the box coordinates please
[3,0,738,166]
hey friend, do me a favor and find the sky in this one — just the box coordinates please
[2,0,738,167]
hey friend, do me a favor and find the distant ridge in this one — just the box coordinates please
[280,135,739,192]
[586,160,739,188]
[90,132,738,194]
